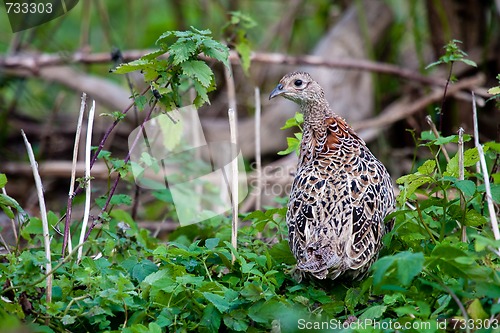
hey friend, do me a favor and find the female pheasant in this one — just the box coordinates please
[269,71,395,281]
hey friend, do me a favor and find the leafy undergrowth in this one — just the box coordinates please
[1,28,499,332]
[1,133,499,333]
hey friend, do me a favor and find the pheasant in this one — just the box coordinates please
[269,71,395,281]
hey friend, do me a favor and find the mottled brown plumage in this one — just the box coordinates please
[269,71,395,281]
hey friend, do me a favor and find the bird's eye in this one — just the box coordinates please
[294,79,303,87]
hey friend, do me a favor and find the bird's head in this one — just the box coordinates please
[269,71,325,105]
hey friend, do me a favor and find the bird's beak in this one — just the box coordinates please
[269,84,286,100]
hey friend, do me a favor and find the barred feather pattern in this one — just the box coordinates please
[270,72,395,281]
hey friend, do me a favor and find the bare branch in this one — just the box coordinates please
[21,130,53,304]
[352,74,485,132]
[0,50,448,87]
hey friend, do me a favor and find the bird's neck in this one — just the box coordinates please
[301,100,333,133]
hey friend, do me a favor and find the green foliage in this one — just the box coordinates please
[426,39,477,69]
[0,173,25,220]
[488,74,500,96]
[113,26,229,108]
[488,74,500,111]
[222,11,257,75]
[3,119,499,333]
[278,112,303,156]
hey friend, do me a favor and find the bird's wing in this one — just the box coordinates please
[320,116,395,271]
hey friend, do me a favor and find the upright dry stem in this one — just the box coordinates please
[472,92,499,247]
[254,87,262,211]
[77,100,96,262]
[62,93,87,255]
[458,127,467,242]
[21,130,52,304]
[228,108,239,262]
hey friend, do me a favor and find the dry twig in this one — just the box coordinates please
[254,87,262,211]
[62,93,87,255]
[77,100,95,262]
[21,130,52,304]
[228,108,239,262]
[472,92,500,249]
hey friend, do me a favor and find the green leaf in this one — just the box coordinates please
[61,315,76,325]
[193,80,210,107]
[345,288,363,312]
[417,160,436,175]
[95,194,132,208]
[471,234,500,252]
[240,282,264,302]
[132,260,159,282]
[459,58,477,67]
[203,292,231,313]
[359,305,387,320]
[157,113,184,151]
[281,113,303,130]
[0,193,23,219]
[169,39,198,65]
[205,238,220,250]
[277,137,301,156]
[454,179,476,197]
[180,60,213,87]
[201,38,230,68]
[140,49,165,60]
[113,59,151,74]
[134,95,148,111]
[235,41,252,75]
[0,173,7,188]
[269,240,296,265]
[200,304,222,331]
[488,86,500,95]
[467,299,488,320]
[465,209,486,227]
[372,251,424,286]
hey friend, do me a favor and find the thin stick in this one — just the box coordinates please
[224,64,237,114]
[457,127,467,242]
[62,93,87,255]
[472,92,500,247]
[21,130,53,304]
[425,115,450,162]
[228,108,238,262]
[77,100,96,262]
[254,87,262,211]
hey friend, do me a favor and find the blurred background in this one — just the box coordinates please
[0,0,498,235]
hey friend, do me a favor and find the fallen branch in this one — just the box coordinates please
[1,50,447,87]
[352,74,485,132]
